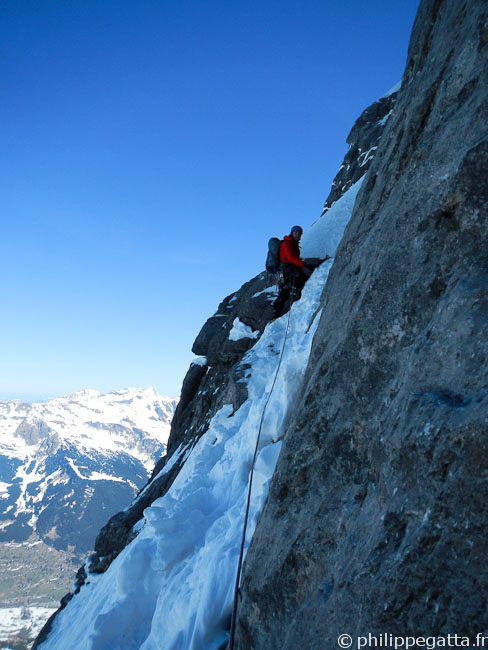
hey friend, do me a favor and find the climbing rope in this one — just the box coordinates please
[227,275,296,650]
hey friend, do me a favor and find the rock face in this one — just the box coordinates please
[234,0,488,647]
[191,273,276,366]
[321,88,398,215]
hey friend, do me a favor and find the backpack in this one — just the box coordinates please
[265,237,282,273]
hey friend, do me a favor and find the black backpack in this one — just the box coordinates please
[265,237,282,273]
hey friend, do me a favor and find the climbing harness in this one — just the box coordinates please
[228,276,295,650]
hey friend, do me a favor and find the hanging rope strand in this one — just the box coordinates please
[228,276,295,650]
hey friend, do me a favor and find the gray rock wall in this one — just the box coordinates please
[235,0,488,647]
[321,90,398,214]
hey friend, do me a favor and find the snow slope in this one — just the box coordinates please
[38,182,362,649]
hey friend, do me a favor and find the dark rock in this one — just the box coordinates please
[235,0,488,647]
[191,272,276,365]
[321,89,398,215]
[191,315,227,357]
[168,359,209,450]
[165,364,232,456]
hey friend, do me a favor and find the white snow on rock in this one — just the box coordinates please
[382,80,401,98]
[191,357,208,367]
[252,286,278,299]
[377,109,393,126]
[228,317,259,341]
[359,146,378,167]
[301,177,364,259]
[38,181,359,650]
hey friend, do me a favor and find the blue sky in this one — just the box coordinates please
[1,0,420,401]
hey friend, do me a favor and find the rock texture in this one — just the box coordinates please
[234,0,488,647]
[321,88,398,215]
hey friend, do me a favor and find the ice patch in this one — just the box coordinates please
[378,110,393,126]
[301,177,364,259]
[252,286,278,299]
[382,80,401,97]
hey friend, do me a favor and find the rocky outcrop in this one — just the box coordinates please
[14,420,60,448]
[191,272,276,365]
[167,273,278,452]
[321,88,398,214]
[234,0,488,647]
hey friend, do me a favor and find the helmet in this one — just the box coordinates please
[290,225,303,234]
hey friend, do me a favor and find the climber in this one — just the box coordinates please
[272,225,310,319]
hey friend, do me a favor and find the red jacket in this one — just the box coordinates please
[279,235,305,273]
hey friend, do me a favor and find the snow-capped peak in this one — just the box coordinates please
[66,388,102,401]
[0,388,178,458]
[0,387,179,562]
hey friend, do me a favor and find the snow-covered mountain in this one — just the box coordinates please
[0,387,177,555]
[34,2,488,648]
[0,388,177,649]
[0,606,54,650]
